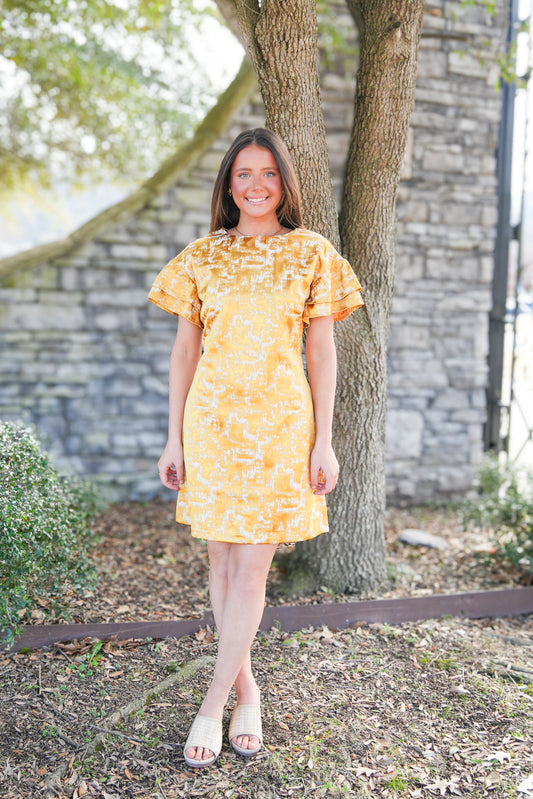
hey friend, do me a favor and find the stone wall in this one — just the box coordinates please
[0,1,504,503]
[388,1,502,501]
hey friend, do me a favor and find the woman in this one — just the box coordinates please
[149,128,363,768]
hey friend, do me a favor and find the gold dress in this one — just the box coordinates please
[148,228,363,544]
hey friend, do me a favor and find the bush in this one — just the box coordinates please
[0,421,105,643]
[462,453,533,577]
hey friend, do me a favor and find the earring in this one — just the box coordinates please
[228,188,232,196]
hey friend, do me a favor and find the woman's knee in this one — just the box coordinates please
[208,542,231,583]
[228,544,276,590]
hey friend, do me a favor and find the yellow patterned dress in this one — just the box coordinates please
[148,228,363,544]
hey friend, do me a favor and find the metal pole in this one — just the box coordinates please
[485,0,519,452]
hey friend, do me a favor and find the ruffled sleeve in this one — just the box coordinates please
[303,240,363,326]
[148,245,202,327]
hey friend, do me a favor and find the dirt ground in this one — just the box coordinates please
[1,500,532,799]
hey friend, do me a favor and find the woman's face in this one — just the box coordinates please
[230,144,283,227]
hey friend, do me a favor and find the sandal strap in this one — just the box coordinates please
[229,705,262,743]
[184,715,222,756]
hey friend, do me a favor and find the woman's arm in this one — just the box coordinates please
[305,315,339,495]
[158,317,203,490]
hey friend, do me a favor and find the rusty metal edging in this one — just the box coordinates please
[3,587,533,654]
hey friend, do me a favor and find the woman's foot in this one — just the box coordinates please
[231,677,261,753]
[183,715,222,768]
[229,704,262,757]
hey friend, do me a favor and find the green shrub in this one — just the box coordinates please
[462,453,533,576]
[0,421,105,643]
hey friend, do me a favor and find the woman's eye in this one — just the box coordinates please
[237,172,250,178]
[265,171,277,177]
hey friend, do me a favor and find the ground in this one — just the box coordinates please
[1,500,532,799]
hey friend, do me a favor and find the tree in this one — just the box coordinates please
[0,0,232,190]
[215,0,425,592]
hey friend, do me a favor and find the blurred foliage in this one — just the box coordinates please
[0,0,231,191]
[0,421,106,644]
[462,454,533,578]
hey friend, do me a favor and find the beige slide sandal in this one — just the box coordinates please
[183,715,222,768]
[229,705,263,757]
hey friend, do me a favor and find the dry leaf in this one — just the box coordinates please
[518,774,533,795]
[426,779,453,796]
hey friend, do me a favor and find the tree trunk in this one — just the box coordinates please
[217,0,425,593]
[231,0,340,244]
[298,0,425,592]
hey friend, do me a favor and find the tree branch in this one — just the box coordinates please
[232,0,262,62]
[213,0,245,44]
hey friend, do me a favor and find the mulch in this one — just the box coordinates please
[1,499,533,798]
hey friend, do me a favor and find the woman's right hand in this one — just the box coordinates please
[158,440,185,490]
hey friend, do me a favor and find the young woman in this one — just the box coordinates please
[149,128,363,768]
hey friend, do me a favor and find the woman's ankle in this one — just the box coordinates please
[234,675,260,706]
[197,687,228,721]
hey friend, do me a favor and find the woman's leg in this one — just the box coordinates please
[207,543,258,704]
[185,541,276,762]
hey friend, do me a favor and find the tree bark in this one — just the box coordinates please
[298,0,425,592]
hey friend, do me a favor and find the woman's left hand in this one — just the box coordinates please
[310,442,339,495]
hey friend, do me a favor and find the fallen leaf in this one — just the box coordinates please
[518,774,533,795]
[426,779,453,796]
[450,685,469,695]
[484,751,511,765]
[484,771,503,787]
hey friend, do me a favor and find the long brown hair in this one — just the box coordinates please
[210,128,303,232]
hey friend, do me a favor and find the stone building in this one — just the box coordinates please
[0,2,506,503]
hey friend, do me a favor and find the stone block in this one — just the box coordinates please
[93,309,139,331]
[397,202,428,223]
[447,362,488,390]
[388,324,430,349]
[0,288,38,303]
[395,255,425,282]
[451,408,484,424]
[423,149,465,172]
[105,379,141,397]
[448,51,491,80]
[415,87,462,107]
[386,409,424,459]
[13,264,59,290]
[142,376,168,396]
[82,432,110,454]
[178,188,211,211]
[40,290,84,306]
[60,267,83,291]
[418,49,448,79]
[481,205,498,227]
[86,288,147,307]
[109,243,167,261]
[111,433,139,452]
[432,388,470,411]
[0,303,86,331]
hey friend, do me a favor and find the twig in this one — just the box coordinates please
[40,655,214,795]
[93,654,214,748]
[43,763,69,799]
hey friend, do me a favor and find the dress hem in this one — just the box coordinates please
[188,527,329,545]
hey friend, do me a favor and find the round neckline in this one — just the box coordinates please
[222,227,300,239]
